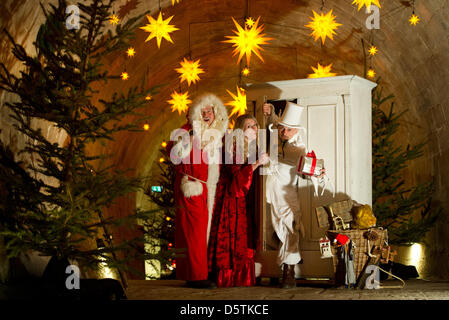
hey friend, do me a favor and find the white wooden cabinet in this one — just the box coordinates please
[245,75,377,279]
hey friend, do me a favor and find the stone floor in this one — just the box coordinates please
[125,278,449,300]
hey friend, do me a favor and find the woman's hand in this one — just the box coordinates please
[252,153,269,171]
[262,103,272,116]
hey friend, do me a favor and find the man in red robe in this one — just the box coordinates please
[168,93,228,289]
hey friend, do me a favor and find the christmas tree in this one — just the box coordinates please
[0,0,160,284]
[372,83,442,245]
[143,146,177,279]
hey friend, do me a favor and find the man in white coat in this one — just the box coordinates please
[263,101,309,289]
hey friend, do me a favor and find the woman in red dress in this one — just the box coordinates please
[208,114,269,287]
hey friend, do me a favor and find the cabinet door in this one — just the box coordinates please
[296,95,346,278]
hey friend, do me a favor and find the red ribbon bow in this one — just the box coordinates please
[298,150,317,176]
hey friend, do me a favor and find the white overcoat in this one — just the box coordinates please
[265,112,307,266]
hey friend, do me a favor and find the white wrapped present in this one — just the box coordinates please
[297,150,324,176]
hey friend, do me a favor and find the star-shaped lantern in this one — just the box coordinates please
[126,47,136,57]
[307,63,337,78]
[368,45,378,56]
[175,58,205,86]
[242,67,250,76]
[171,0,180,5]
[121,71,129,80]
[352,0,381,12]
[140,12,179,48]
[226,86,247,118]
[409,14,420,26]
[245,17,255,28]
[109,14,119,25]
[168,90,192,115]
[224,16,272,66]
[305,10,342,44]
[367,68,376,78]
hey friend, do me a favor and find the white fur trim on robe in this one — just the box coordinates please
[180,175,203,198]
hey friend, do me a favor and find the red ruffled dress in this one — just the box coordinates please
[208,155,256,287]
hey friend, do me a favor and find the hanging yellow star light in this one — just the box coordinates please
[245,17,255,28]
[168,90,192,115]
[368,45,378,56]
[409,14,420,26]
[121,71,129,80]
[171,0,180,5]
[352,0,381,12]
[307,63,337,78]
[242,67,250,76]
[226,86,247,118]
[175,58,205,86]
[305,10,342,44]
[140,12,179,48]
[223,16,272,66]
[126,47,136,57]
[143,123,150,130]
[367,68,376,78]
[109,13,119,25]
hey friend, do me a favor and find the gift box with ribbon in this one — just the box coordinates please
[297,150,324,176]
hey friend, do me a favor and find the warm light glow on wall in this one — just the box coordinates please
[409,243,422,267]
[100,262,115,279]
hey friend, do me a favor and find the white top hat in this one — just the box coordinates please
[278,101,306,129]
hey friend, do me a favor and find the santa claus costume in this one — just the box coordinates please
[168,93,228,287]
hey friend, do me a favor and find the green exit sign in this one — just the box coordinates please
[151,186,163,193]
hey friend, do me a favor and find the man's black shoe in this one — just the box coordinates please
[186,280,217,289]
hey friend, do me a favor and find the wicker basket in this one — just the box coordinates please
[326,228,388,285]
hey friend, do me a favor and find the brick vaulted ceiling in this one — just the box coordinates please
[1,0,449,279]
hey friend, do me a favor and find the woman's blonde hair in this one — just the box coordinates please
[234,114,259,131]
[226,114,259,163]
